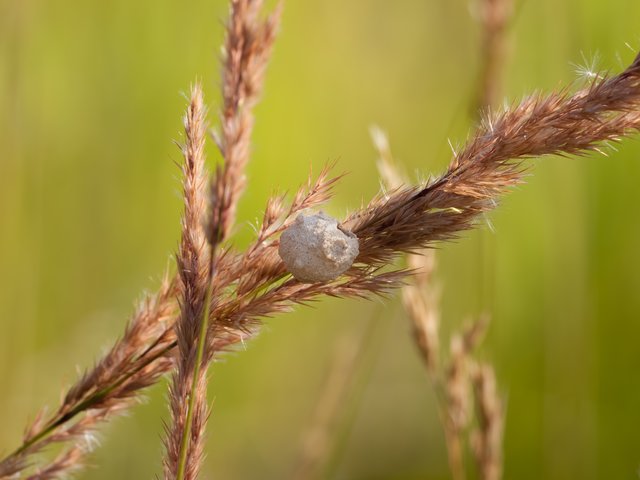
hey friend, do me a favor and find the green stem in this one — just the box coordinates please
[175,280,214,480]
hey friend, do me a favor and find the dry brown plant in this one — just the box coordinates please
[373,127,503,480]
[25,445,85,480]
[162,84,211,480]
[0,277,177,479]
[209,0,281,244]
[403,248,502,480]
[1,1,640,477]
[164,2,281,476]
[347,51,640,266]
[471,364,505,480]
[2,0,283,477]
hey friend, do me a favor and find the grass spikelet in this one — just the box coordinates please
[347,52,640,266]
[209,0,282,244]
[163,84,210,480]
[471,363,505,480]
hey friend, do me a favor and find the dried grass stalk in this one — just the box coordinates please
[403,254,494,480]
[471,364,504,480]
[403,252,440,375]
[347,51,640,265]
[209,0,281,244]
[443,318,490,479]
[1,2,282,478]
[3,45,640,480]
[163,84,211,480]
[0,277,177,479]
[25,445,85,480]
[375,128,498,480]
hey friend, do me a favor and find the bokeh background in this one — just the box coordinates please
[1,0,640,478]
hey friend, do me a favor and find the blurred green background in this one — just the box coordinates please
[1,0,640,478]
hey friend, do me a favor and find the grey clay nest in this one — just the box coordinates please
[278,212,360,283]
